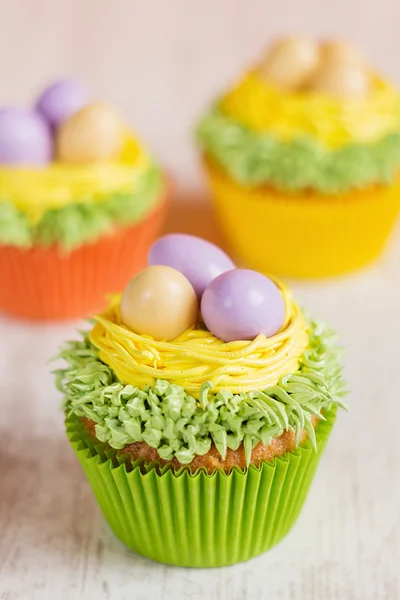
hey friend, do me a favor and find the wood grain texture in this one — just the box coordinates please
[0,204,399,599]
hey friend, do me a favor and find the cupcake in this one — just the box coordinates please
[197,37,400,277]
[0,80,169,320]
[56,234,347,567]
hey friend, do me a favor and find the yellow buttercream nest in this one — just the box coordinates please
[89,281,309,398]
[0,134,149,224]
[220,70,400,147]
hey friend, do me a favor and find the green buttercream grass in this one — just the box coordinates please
[55,318,347,466]
[197,108,400,193]
[0,162,164,251]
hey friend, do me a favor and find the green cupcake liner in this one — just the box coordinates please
[66,408,337,567]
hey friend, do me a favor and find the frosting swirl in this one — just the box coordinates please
[0,134,148,224]
[0,161,164,250]
[197,109,400,193]
[220,71,400,147]
[57,317,347,464]
[89,282,309,398]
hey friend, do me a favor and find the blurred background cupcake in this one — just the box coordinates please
[0,80,169,320]
[197,37,400,277]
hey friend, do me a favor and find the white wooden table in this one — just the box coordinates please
[1,218,399,600]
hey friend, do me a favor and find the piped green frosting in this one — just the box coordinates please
[0,162,164,251]
[55,318,347,466]
[197,108,400,193]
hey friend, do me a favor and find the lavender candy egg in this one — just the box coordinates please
[0,108,52,165]
[201,269,285,342]
[36,80,88,127]
[149,234,235,299]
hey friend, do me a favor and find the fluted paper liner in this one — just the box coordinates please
[66,408,336,567]
[204,157,400,278]
[0,189,168,321]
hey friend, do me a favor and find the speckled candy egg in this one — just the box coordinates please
[258,37,320,89]
[120,265,199,341]
[201,269,285,343]
[308,61,369,98]
[0,108,52,165]
[149,234,235,299]
[36,79,89,127]
[56,102,124,164]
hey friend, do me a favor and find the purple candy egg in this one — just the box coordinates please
[201,269,285,342]
[36,80,88,127]
[0,108,52,165]
[149,234,235,299]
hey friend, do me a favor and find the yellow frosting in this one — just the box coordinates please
[0,133,149,224]
[89,281,309,398]
[219,70,400,148]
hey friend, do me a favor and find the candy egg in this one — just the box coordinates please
[258,37,320,89]
[320,40,364,67]
[201,269,284,343]
[56,102,124,164]
[120,266,199,341]
[308,61,370,98]
[149,234,235,299]
[0,107,52,165]
[36,79,89,127]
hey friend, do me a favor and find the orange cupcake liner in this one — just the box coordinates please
[0,188,169,321]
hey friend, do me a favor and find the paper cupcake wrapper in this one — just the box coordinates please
[0,187,169,321]
[66,407,336,568]
[204,157,400,278]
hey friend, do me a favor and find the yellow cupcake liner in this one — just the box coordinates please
[204,158,400,278]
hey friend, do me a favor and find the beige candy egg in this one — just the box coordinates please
[258,37,320,89]
[321,40,364,67]
[56,102,124,164]
[308,61,370,98]
[120,266,199,341]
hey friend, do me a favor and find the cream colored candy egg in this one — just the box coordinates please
[56,102,124,164]
[120,266,199,341]
[321,40,364,67]
[258,37,320,89]
[308,61,370,98]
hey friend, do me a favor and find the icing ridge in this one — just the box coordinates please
[56,317,347,465]
[89,282,308,398]
[220,71,400,147]
[0,134,146,224]
[0,162,164,250]
[197,109,400,193]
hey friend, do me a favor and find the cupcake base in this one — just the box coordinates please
[66,408,336,568]
[0,191,168,321]
[205,158,400,278]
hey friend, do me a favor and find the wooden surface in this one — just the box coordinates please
[0,203,400,599]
